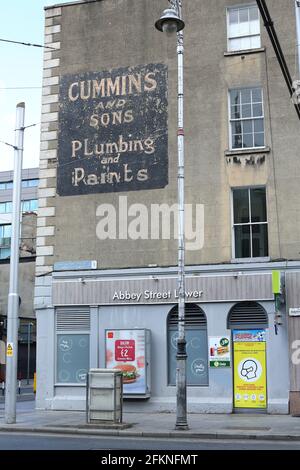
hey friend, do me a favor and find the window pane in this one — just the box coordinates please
[243,133,253,148]
[250,35,261,48]
[56,334,90,384]
[232,134,242,148]
[254,119,264,133]
[233,188,249,224]
[252,88,262,103]
[240,37,252,50]
[241,104,252,118]
[6,182,13,189]
[249,20,260,35]
[0,204,5,214]
[235,225,251,258]
[231,105,241,119]
[28,179,38,187]
[253,103,263,117]
[168,328,208,386]
[229,9,239,24]
[252,224,269,257]
[31,199,38,211]
[229,38,242,51]
[230,90,240,106]
[242,120,253,134]
[232,121,242,134]
[239,8,249,23]
[4,225,11,238]
[241,89,251,104]
[249,6,259,21]
[250,187,267,223]
[254,132,264,147]
[0,248,10,259]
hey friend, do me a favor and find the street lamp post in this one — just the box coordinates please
[4,102,25,424]
[155,0,188,430]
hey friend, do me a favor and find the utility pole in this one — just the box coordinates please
[5,102,25,424]
[27,322,32,385]
[155,0,188,430]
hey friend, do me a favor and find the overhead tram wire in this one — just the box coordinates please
[0,38,57,50]
[256,0,300,120]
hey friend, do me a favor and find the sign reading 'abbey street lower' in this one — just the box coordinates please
[57,64,168,196]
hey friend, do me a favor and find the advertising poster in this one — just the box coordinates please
[57,64,168,196]
[106,329,146,395]
[233,330,267,409]
[209,336,231,367]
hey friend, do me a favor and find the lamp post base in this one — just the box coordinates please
[175,338,188,430]
[175,422,189,431]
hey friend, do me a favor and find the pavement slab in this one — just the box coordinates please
[0,401,300,441]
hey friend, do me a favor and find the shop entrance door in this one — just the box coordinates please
[228,302,269,412]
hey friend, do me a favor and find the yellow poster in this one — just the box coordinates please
[233,330,267,409]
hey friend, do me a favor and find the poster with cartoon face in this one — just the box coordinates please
[233,330,267,409]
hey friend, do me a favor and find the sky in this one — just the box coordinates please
[0,0,74,172]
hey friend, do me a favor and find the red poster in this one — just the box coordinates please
[115,340,135,362]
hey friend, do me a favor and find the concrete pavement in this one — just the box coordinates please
[0,400,300,441]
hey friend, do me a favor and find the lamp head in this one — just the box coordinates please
[155,8,185,34]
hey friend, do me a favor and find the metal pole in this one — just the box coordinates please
[26,322,31,385]
[175,0,188,430]
[4,102,25,424]
[296,1,300,75]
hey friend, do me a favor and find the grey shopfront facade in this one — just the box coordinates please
[35,262,290,414]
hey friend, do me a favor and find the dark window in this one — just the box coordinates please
[167,304,208,386]
[233,187,268,258]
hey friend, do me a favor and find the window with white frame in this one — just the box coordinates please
[0,224,11,259]
[232,187,268,259]
[229,87,264,149]
[227,4,261,52]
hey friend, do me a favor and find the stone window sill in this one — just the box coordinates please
[225,147,271,157]
[231,257,270,264]
[224,47,266,57]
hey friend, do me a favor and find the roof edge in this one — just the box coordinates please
[44,0,102,10]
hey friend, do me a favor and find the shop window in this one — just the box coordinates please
[232,187,268,259]
[227,4,261,52]
[227,301,268,329]
[167,304,208,386]
[55,308,90,385]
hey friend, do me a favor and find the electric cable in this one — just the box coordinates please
[256,0,300,119]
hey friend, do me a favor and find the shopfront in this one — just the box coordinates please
[35,266,289,414]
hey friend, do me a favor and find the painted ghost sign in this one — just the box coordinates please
[57,63,168,196]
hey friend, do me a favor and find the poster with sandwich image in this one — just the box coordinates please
[209,336,231,367]
[105,329,147,395]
